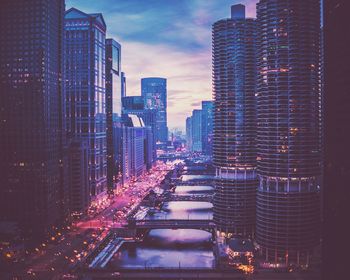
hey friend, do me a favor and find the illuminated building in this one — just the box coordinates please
[212,4,257,236]
[106,38,122,194]
[0,0,67,239]
[65,8,107,196]
[141,77,168,144]
[256,0,322,266]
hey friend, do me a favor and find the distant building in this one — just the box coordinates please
[141,77,168,144]
[0,0,67,239]
[106,38,122,194]
[201,101,214,156]
[191,109,202,152]
[122,96,157,164]
[186,117,193,151]
[65,8,107,196]
[122,115,148,181]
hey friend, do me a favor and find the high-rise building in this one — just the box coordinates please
[323,0,349,278]
[68,139,89,216]
[191,109,202,152]
[106,38,122,194]
[256,0,321,266]
[0,0,67,239]
[65,8,107,196]
[121,72,126,98]
[122,115,147,181]
[201,101,214,156]
[141,77,168,144]
[186,117,193,151]
[212,4,257,236]
[122,96,157,163]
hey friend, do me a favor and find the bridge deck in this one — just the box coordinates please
[132,219,215,230]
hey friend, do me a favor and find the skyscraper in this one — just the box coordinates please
[106,38,122,194]
[141,77,168,144]
[212,4,257,236]
[65,8,107,196]
[186,117,193,151]
[122,115,147,181]
[201,101,214,156]
[323,0,349,278]
[122,96,157,164]
[191,109,202,152]
[256,0,321,266]
[0,0,66,239]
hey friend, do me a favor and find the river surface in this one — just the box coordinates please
[108,229,214,269]
[108,181,215,269]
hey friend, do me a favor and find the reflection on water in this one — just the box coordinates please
[110,183,215,269]
[181,174,215,182]
[174,185,214,195]
[147,201,213,220]
[109,229,214,269]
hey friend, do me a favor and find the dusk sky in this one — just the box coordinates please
[66,0,258,130]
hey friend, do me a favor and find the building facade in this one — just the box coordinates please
[323,1,350,278]
[0,0,67,239]
[65,8,107,196]
[186,117,192,151]
[68,139,89,216]
[201,101,214,156]
[141,77,168,144]
[191,109,203,152]
[212,4,257,236]
[256,0,322,266]
[106,38,122,194]
[122,115,147,181]
[122,96,157,163]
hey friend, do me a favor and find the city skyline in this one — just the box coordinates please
[66,0,258,130]
[0,0,346,279]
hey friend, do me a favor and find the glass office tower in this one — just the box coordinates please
[0,0,66,239]
[212,4,257,236]
[65,8,107,196]
[201,101,214,156]
[191,109,202,152]
[256,0,322,266]
[141,77,168,144]
[106,38,122,194]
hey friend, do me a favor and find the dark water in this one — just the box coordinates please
[109,229,214,269]
[109,183,215,269]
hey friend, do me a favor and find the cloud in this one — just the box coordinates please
[66,0,258,130]
[119,41,212,129]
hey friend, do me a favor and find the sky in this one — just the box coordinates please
[66,0,258,130]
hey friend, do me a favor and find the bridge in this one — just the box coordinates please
[129,219,215,230]
[164,194,213,202]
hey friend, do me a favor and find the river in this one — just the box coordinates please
[107,182,215,269]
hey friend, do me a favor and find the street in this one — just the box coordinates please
[1,161,174,280]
